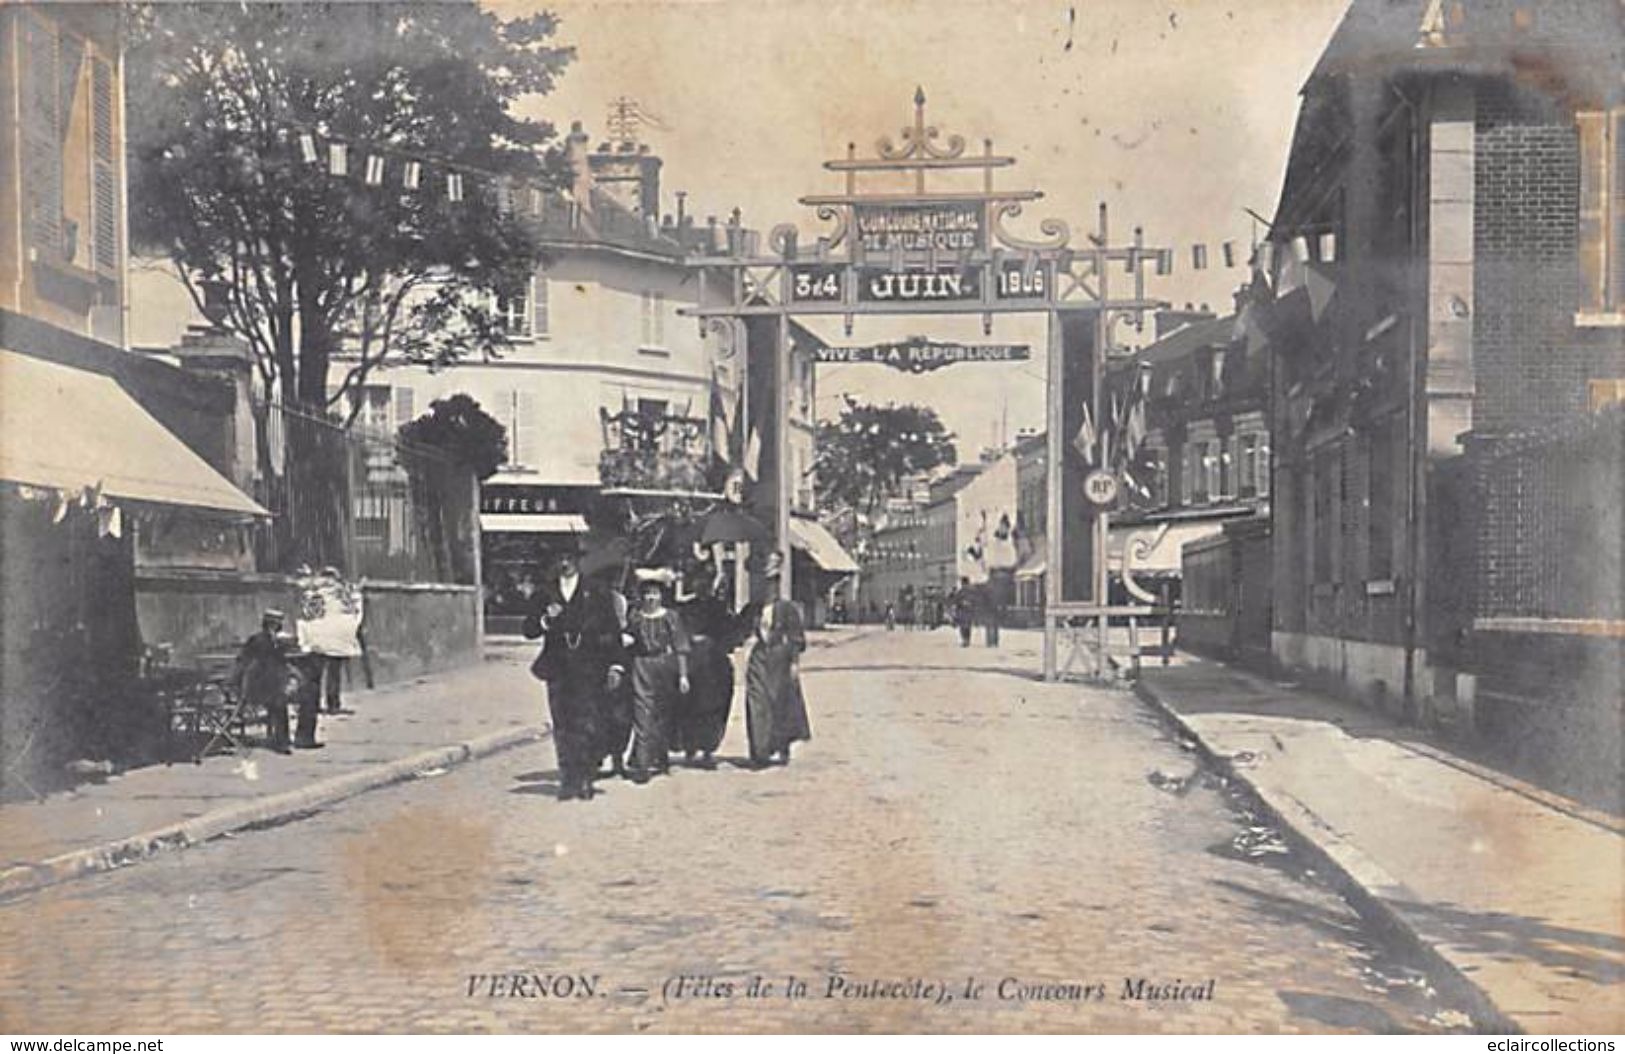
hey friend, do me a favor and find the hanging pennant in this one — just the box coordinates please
[96,503,122,539]
[403,160,421,190]
[364,154,385,186]
[328,141,348,177]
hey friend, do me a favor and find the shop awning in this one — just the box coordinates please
[1109,521,1225,575]
[789,517,859,575]
[0,350,266,518]
[479,513,589,534]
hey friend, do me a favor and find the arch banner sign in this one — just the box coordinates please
[812,340,1030,373]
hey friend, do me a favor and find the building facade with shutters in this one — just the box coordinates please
[0,5,126,347]
[1260,0,1624,777]
[341,125,738,629]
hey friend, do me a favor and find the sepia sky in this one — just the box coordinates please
[500,0,1352,452]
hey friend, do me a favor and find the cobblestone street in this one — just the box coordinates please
[0,631,1477,1033]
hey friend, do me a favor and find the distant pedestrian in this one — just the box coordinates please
[951,578,974,647]
[744,552,811,767]
[625,571,691,783]
[884,602,896,631]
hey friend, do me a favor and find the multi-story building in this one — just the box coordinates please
[858,465,981,620]
[345,123,838,629]
[350,125,725,627]
[0,6,266,793]
[1261,0,1624,772]
[1109,302,1273,659]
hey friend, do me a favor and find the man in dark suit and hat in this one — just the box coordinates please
[523,538,626,801]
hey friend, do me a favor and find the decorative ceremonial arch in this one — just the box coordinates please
[682,90,1171,681]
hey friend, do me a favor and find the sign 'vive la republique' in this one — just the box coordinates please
[812,339,1031,374]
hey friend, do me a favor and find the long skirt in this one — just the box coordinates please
[598,681,633,770]
[544,664,603,788]
[745,639,811,763]
[673,638,733,756]
[629,653,680,774]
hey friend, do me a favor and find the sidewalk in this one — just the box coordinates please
[0,652,544,899]
[1137,659,1625,1034]
[0,627,873,900]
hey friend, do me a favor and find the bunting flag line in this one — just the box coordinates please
[179,118,1270,270]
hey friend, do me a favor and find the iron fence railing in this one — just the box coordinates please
[251,401,476,585]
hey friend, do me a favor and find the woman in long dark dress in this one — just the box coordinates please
[626,573,691,782]
[672,570,736,768]
[745,552,811,767]
[597,587,633,778]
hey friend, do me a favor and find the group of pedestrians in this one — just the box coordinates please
[879,578,996,648]
[523,541,811,802]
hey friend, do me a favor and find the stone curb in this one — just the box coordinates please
[0,724,546,902]
[1131,678,1521,1034]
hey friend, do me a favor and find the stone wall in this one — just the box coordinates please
[134,570,479,683]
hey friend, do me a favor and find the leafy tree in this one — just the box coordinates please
[814,397,957,520]
[124,2,573,563]
[398,394,509,482]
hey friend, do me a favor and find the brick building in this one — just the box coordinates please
[1261,0,1623,777]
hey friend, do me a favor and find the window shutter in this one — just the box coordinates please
[91,58,116,273]
[1611,110,1625,310]
[23,17,61,256]
[531,274,549,336]
[393,386,415,432]
[1577,111,1608,312]
[515,389,539,468]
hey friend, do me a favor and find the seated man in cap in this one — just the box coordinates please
[234,609,296,754]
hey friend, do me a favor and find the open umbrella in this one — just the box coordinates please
[699,506,770,545]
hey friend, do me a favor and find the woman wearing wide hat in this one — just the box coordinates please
[744,551,811,767]
[624,568,691,782]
